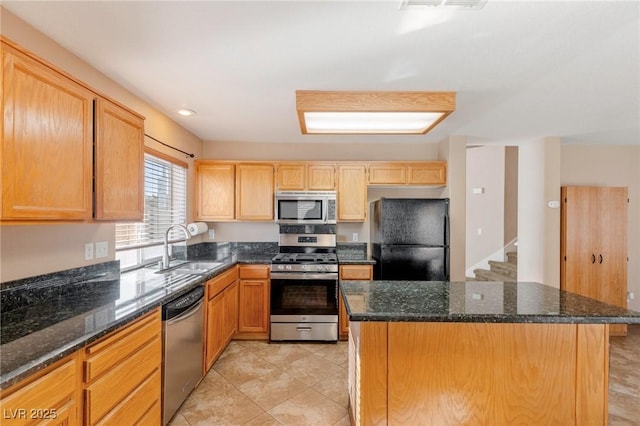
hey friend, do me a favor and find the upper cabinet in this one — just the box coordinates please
[236,164,274,220]
[195,163,235,220]
[1,39,145,222]
[94,98,144,221]
[368,162,446,186]
[337,164,367,222]
[275,162,335,190]
[195,162,274,221]
[2,45,94,220]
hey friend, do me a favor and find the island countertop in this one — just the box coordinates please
[340,280,640,324]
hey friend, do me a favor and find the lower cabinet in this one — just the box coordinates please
[83,308,162,426]
[237,264,270,339]
[339,264,373,340]
[0,353,81,426]
[205,266,239,372]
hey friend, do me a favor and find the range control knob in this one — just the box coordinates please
[285,265,292,270]
[277,264,284,270]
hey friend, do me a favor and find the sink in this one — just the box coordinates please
[173,261,224,275]
[152,261,223,275]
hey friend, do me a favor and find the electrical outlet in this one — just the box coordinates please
[628,291,635,301]
[352,233,359,242]
[208,229,215,240]
[95,241,108,258]
[84,243,94,260]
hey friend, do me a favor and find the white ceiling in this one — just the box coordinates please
[3,1,639,146]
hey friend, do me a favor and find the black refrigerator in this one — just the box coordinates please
[371,198,449,280]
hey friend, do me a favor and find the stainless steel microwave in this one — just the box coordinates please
[274,191,337,224]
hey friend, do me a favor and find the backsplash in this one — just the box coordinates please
[0,261,121,315]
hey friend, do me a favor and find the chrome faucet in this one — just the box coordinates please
[162,224,191,269]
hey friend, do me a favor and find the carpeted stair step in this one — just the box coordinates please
[488,260,517,280]
[506,251,518,264]
[473,268,516,282]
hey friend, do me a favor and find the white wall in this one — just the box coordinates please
[466,146,505,276]
[517,137,561,287]
[0,9,204,282]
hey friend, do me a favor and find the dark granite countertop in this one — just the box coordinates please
[0,251,272,390]
[336,242,375,264]
[337,255,376,265]
[340,280,640,324]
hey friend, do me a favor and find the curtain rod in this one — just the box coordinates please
[145,133,195,158]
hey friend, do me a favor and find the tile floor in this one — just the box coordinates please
[169,340,350,426]
[609,324,640,426]
[170,325,640,426]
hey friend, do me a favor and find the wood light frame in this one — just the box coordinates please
[296,90,456,135]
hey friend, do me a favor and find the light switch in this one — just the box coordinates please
[95,241,108,258]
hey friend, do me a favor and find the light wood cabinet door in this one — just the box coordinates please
[238,265,270,336]
[337,164,367,222]
[407,162,446,185]
[205,267,238,372]
[236,164,274,220]
[561,186,628,336]
[195,163,235,220]
[206,291,226,371]
[224,280,239,344]
[94,98,144,220]
[367,162,447,186]
[276,164,305,190]
[1,46,93,220]
[0,354,81,426]
[83,309,161,425]
[368,163,406,185]
[339,264,372,339]
[307,164,335,190]
[276,163,335,190]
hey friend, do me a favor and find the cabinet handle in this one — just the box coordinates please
[296,326,312,332]
[591,254,596,264]
[599,254,603,264]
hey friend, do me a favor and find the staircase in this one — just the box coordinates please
[469,251,517,282]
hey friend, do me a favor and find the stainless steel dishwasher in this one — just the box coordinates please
[162,285,204,425]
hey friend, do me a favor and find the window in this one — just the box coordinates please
[116,151,187,270]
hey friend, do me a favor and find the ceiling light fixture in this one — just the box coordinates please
[296,91,456,135]
[177,108,196,117]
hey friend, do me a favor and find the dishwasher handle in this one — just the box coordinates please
[163,286,204,321]
[165,300,203,326]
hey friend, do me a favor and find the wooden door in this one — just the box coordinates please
[1,47,93,220]
[195,163,235,220]
[238,279,269,333]
[307,164,335,190]
[206,291,226,371]
[594,187,628,335]
[368,163,406,185]
[236,164,274,220]
[94,98,144,220]
[561,187,599,298]
[407,162,446,185]
[337,164,367,221]
[224,280,239,342]
[276,164,305,190]
[561,186,628,336]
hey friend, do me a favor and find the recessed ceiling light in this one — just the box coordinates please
[177,109,196,117]
[296,91,456,135]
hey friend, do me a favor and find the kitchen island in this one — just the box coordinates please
[340,280,640,426]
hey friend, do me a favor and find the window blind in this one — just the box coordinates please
[115,153,187,250]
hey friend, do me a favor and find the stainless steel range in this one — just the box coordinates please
[270,229,338,342]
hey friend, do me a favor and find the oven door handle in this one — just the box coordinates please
[270,272,338,280]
